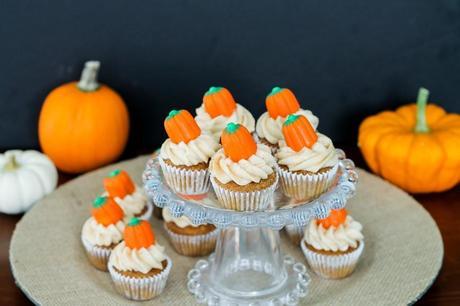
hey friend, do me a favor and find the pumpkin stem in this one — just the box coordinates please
[77,61,101,92]
[414,87,430,133]
[3,155,18,172]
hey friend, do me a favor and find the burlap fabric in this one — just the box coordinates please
[10,155,443,305]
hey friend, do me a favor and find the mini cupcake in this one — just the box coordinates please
[195,86,255,141]
[81,196,125,271]
[256,87,319,152]
[104,169,152,220]
[108,217,172,300]
[209,122,277,211]
[276,114,338,202]
[160,109,220,197]
[301,209,364,279]
[162,207,218,256]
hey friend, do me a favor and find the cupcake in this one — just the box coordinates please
[108,217,172,300]
[195,86,255,141]
[162,207,218,256]
[256,87,319,152]
[301,209,364,279]
[81,196,125,271]
[160,109,220,197]
[276,114,338,202]
[104,169,152,220]
[209,122,277,211]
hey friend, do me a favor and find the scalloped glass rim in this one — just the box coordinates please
[142,149,358,229]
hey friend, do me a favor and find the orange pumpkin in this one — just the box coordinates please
[104,169,135,199]
[266,87,300,119]
[39,61,129,174]
[359,88,460,193]
[317,209,347,229]
[92,196,124,226]
[164,109,201,144]
[221,123,257,162]
[124,217,155,249]
[203,86,237,118]
[282,114,318,151]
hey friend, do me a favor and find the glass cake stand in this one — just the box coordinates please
[142,149,358,305]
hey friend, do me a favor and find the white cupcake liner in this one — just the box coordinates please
[301,239,364,279]
[163,223,219,257]
[81,235,113,271]
[159,158,210,195]
[285,224,305,246]
[276,163,338,202]
[108,257,172,301]
[210,175,278,211]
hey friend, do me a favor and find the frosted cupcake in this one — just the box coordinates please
[160,109,220,197]
[195,86,255,141]
[104,169,152,220]
[209,123,277,211]
[301,209,364,279]
[162,208,218,256]
[256,87,319,151]
[81,196,125,271]
[108,217,172,300]
[276,114,338,202]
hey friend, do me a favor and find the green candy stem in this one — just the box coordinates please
[108,169,121,177]
[268,86,283,96]
[284,114,299,126]
[225,122,240,134]
[414,87,430,133]
[166,109,181,120]
[3,155,18,172]
[206,86,223,95]
[93,196,107,208]
[128,217,141,226]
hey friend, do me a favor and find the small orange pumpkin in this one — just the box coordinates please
[221,123,257,162]
[103,169,135,199]
[359,88,460,193]
[164,109,201,144]
[266,87,300,119]
[203,86,237,118]
[124,217,155,249]
[282,114,318,151]
[317,209,347,229]
[39,61,130,174]
[92,196,124,226]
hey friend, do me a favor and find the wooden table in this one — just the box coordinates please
[0,147,458,305]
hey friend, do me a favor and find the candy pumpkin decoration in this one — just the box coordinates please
[359,88,460,193]
[282,114,318,151]
[317,209,347,229]
[92,196,124,226]
[164,109,201,144]
[104,169,135,199]
[124,217,155,249]
[221,123,257,162]
[203,87,237,118]
[39,61,129,173]
[266,87,300,119]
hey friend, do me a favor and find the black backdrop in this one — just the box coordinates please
[1,0,460,153]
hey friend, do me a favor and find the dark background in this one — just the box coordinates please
[1,0,460,153]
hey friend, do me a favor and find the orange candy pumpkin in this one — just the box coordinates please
[103,169,135,199]
[221,123,257,162]
[92,196,124,226]
[317,209,347,229]
[266,87,300,119]
[164,109,201,144]
[203,87,237,118]
[124,217,155,249]
[39,61,129,174]
[282,114,318,151]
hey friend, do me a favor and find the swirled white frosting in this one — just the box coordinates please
[195,104,255,140]
[109,241,167,274]
[276,133,338,172]
[82,217,124,247]
[162,207,199,228]
[114,186,147,216]
[160,134,219,166]
[210,144,275,186]
[304,216,364,252]
[256,110,319,145]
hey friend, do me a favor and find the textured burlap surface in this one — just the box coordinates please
[10,155,443,305]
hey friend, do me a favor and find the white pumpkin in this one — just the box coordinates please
[0,150,58,214]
